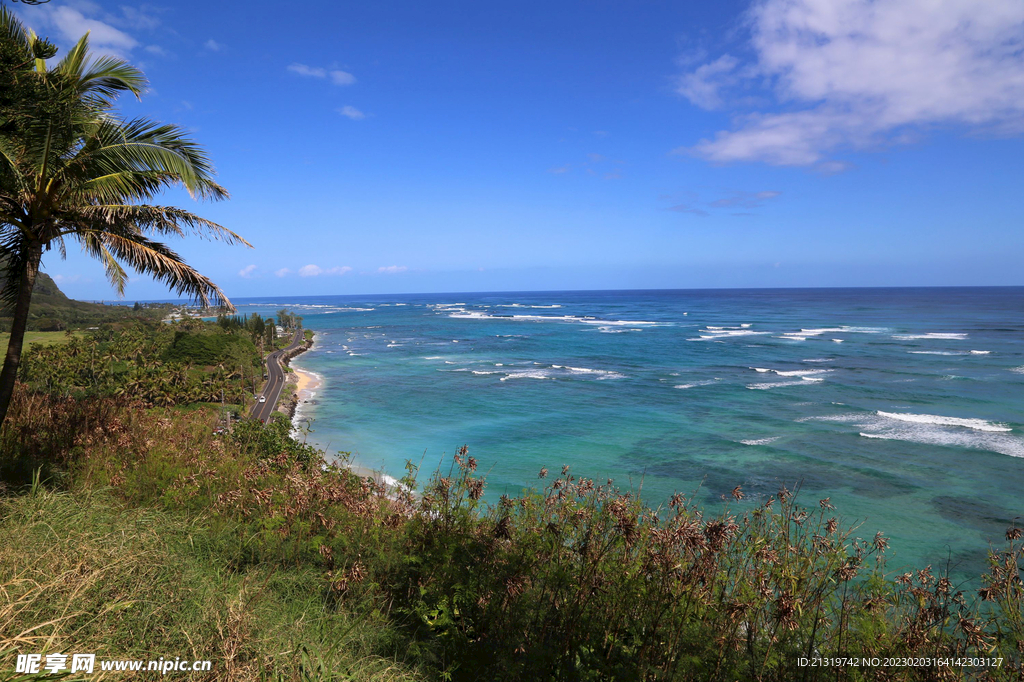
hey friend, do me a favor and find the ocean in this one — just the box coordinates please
[234,287,1024,579]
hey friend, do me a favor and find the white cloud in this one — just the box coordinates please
[675,54,740,109]
[677,0,1024,166]
[114,6,161,31]
[288,63,325,78]
[377,265,407,274]
[338,105,365,120]
[665,189,782,216]
[143,44,165,55]
[21,5,138,56]
[547,164,570,174]
[238,264,257,278]
[275,268,291,278]
[668,203,709,217]
[708,190,781,209]
[330,70,356,85]
[204,38,222,51]
[288,63,356,86]
[52,273,82,284]
[298,264,352,277]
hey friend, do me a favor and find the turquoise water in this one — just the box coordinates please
[235,288,1024,579]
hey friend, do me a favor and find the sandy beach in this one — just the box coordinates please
[292,365,322,401]
[288,361,407,494]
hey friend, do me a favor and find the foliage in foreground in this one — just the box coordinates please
[13,320,261,409]
[0,391,1022,681]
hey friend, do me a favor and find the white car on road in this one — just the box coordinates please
[259,396,266,403]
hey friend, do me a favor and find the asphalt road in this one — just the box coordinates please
[250,327,305,423]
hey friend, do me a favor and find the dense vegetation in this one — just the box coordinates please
[1,358,1021,679]
[0,7,247,426]
[0,9,1020,682]
[16,320,260,401]
[0,270,171,332]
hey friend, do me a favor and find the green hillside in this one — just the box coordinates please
[0,271,169,332]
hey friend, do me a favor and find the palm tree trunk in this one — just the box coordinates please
[0,241,43,426]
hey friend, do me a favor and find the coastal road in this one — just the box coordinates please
[250,327,304,423]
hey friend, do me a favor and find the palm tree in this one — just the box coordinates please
[0,9,250,425]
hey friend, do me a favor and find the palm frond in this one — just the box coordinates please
[54,32,90,82]
[0,17,241,316]
[0,230,30,314]
[72,204,251,247]
[0,137,28,197]
[62,50,147,103]
[79,231,231,308]
[79,230,128,295]
[0,7,31,60]
[61,118,229,201]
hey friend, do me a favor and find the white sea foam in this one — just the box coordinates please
[496,304,563,308]
[802,358,834,363]
[798,327,847,336]
[500,370,556,381]
[497,365,626,381]
[893,332,969,340]
[582,318,660,326]
[699,328,769,337]
[776,369,832,377]
[970,350,991,355]
[908,350,968,356]
[448,311,490,319]
[450,310,662,327]
[807,411,1023,458]
[423,356,443,360]
[876,411,1010,432]
[786,326,887,337]
[751,368,832,377]
[1012,366,1024,374]
[740,437,780,446]
[857,427,1024,458]
[674,380,718,389]
[747,379,821,390]
[832,339,844,343]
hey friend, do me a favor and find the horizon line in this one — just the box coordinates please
[83,283,1024,305]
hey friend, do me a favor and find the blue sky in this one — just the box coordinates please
[16,0,1024,300]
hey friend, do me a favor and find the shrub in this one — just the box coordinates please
[163,330,256,365]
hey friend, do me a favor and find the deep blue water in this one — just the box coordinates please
[234,288,1024,579]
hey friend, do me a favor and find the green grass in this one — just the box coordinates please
[0,487,423,681]
[0,330,86,354]
[1,390,1022,681]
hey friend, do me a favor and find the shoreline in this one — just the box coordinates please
[287,335,408,495]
